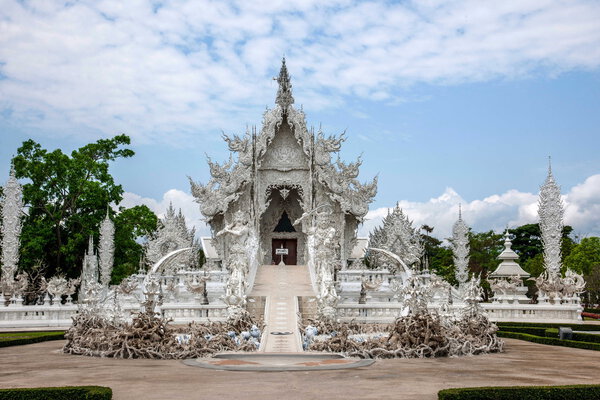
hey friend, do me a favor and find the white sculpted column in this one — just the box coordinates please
[451,205,470,288]
[98,210,115,287]
[1,167,23,295]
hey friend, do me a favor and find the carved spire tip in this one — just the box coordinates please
[275,57,294,109]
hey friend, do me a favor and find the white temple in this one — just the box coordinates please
[0,61,587,328]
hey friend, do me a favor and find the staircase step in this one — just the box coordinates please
[250,265,314,353]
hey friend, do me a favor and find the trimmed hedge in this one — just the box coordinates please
[0,331,65,348]
[498,331,600,351]
[0,386,112,400]
[438,384,600,400]
[496,321,600,331]
[496,326,548,336]
[543,328,600,344]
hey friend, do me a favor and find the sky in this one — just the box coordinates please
[1,0,599,241]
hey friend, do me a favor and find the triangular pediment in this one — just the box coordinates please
[259,122,308,170]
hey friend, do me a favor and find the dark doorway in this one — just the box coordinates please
[272,238,298,265]
[274,211,296,232]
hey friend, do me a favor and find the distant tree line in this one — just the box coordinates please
[422,224,600,304]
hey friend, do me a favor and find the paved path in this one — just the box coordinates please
[251,265,314,352]
[1,339,600,399]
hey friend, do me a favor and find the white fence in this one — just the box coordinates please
[0,302,229,329]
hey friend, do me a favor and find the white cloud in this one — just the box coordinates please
[121,174,600,243]
[1,0,599,143]
[358,174,600,240]
[120,189,211,237]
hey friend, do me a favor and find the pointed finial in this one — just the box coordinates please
[547,155,553,176]
[504,227,511,243]
[87,235,94,254]
[458,203,462,220]
[275,57,294,109]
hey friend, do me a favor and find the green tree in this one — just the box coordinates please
[468,230,503,300]
[564,237,600,276]
[420,225,455,285]
[12,135,134,277]
[111,205,158,284]
[509,223,576,267]
[584,266,600,306]
[509,224,543,264]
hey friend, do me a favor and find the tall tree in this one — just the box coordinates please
[111,205,158,284]
[564,237,600,276]
[420,225,455,285]
[468,230,503,300]
[509,223,576,269]
[12,135,134,277]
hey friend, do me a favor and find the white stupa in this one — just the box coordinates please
[488,230,530,304]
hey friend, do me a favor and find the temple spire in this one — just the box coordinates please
[452,206,470,285]
[539,158,563,278]
[275,57,294,109]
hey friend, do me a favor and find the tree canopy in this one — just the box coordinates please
[11,135,135,277]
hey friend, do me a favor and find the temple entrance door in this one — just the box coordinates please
[271,239,297,265]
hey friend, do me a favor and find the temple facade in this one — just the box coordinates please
[190,59,377,292]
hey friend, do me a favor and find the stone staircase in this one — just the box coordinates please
[250,265,314,353]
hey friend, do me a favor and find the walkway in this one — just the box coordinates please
[250,265,314,353]
[1,339,600,399]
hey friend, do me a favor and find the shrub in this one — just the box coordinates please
[0,331,65,348]
[496,321,600,331]
[543,328,600,344]
[498,331,600,351]
[438,384,600,400]
[496,326,548,336]
[0,386,112,400]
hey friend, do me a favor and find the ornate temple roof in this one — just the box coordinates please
[145,202,196,267]
[190,59,377,222]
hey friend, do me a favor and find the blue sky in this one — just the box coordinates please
[1,0,599,239]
